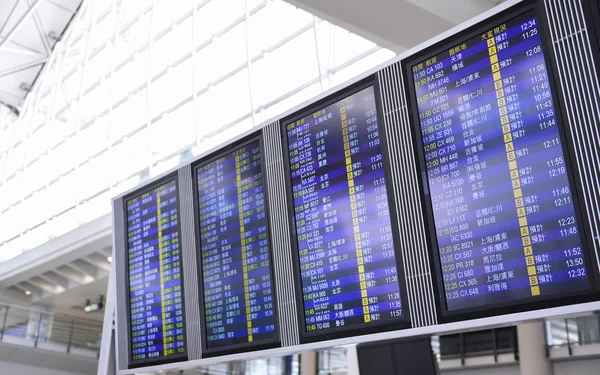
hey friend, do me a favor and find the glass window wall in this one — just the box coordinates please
[0,0,394,260]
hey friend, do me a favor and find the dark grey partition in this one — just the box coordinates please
[178,166,203,360]
[357,337,439,375]
[262,122,301,347]
[378,63,438,328]
[544,0,600,267]
[113,197,128,371]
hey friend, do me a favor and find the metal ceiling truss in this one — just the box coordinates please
[0,0,82,109]
[0,0,48,79]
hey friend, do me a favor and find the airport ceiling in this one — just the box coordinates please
[0,0,500,115]
[286,0,500,53]
[0,0,82,114]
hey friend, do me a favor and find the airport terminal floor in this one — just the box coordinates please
[1,0,600,374]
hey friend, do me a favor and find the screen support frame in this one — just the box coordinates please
[113,298,600,375]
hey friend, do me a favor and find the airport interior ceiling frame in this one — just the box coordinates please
[402,0,600,323]
[191,131,282,357]
[279,76,412,343]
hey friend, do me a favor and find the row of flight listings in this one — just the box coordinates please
[122,2,600,369]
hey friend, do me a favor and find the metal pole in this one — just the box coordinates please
[97,260,117,375]
[565,319,573,356]
[34,311,43,348]
[67,319,75,354]
[0,306,9,341]
[459,333,465,366]
[543,321,550,358]
[492,329,498,363]
[514,326,519,361]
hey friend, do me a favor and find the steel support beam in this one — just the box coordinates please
[28,0,52,56]
[15,281,43,297]
[70,259,100,278]
[39,271,69,289]
[28,276,63,294]
[55,264,89,285]
[3,46,45,56]
[45,0,75,14]
[0,57,48,77]
[85,253,112,272]
[0,0,21,37]
[0,0,44,54]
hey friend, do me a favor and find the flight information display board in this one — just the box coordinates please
[126,178,187,366]
[407,7,597,317]
[284,84,409,339]
[196,137,279,354]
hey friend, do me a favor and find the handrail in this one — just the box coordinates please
[0,301,103,323]
[546,317,600,356]
[0,302,103,358]
[437,327,519,363]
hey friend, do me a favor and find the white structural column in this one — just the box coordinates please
[97,261,116,375]
[517,322,552,375]
[346,345,360,375]
[300,351,318,375]
[25,306,53,344]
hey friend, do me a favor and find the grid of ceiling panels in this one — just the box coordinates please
[0,0,395,261]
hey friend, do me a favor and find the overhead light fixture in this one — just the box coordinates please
[84,296,105,313]
[84,302,104,313]
[25,290,31,296]
[107,256,113,263]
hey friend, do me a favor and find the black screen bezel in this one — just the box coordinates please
[402,0,600,323]
[280,76,413,344]
[123,172,189,368]
[587,0,600,52]
[191,132,281,358]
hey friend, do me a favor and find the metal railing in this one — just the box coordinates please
[0,302,103,358]
[546,316,600,355]
[435,327,519,364]
[318,348,348,375]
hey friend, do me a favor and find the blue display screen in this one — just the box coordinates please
[196,139,278,350]
[411,11,594,312]
[286,85,405,334]
[126,179,186,363]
